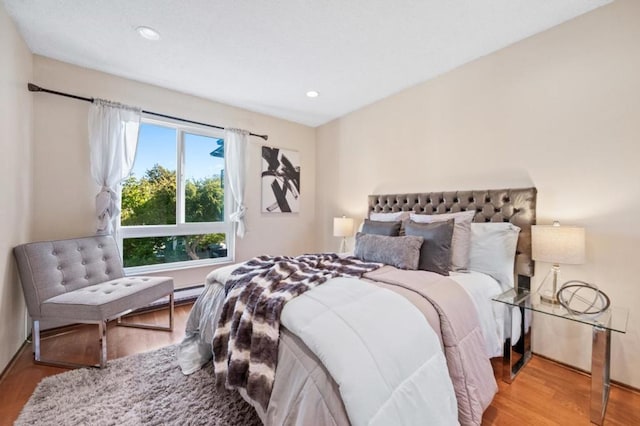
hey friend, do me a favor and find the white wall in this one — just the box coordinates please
[0,4,33,373]
[316,0,640,387]
[31,57,317,289]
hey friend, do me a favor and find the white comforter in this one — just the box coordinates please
[281,277,458,426]
[194,265,459,426]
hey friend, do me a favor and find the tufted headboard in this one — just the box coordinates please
[368,187,537,288]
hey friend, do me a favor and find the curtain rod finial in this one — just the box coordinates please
[27,83,42,92]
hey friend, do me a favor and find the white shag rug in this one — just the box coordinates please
[15,345,262,426]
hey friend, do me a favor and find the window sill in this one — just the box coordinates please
[125,256,234,275]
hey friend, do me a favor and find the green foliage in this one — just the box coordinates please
[122,165,177,226]
[185,178,224,223]
[121,164,226,267]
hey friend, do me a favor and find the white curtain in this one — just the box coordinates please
[224,128,249,238]
[88,99,141,235]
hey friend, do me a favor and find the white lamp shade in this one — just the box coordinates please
[333,217,354,237]
[532,224,586,264]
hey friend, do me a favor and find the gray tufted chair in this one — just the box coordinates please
[14,235,174,368]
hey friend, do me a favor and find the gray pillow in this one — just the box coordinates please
[410,210,475,271]
[405,219,454,276]
[361,219,402,236]
[369,212,410,236]
[354,233,423,270]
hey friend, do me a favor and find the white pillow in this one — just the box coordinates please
[468,222,521,290]
[410,210,475,271]
[369,211,409,222]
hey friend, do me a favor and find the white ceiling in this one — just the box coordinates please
[4,0,611,127]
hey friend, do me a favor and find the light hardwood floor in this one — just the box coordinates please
[0,304,638,425]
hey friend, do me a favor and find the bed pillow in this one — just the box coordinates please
[354,233,423,270]
[468,222,521,290]
[369,211,409,222]
[361,219,402,236]
[404,219,455,276]
[410,210,476,272]
[369,211,410,235]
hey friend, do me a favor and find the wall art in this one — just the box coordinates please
[261,146,300,213]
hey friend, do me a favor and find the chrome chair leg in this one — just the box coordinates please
[116,293,174,331]
[31,294,172,369]
[99,320,107,368]
[33,320,41,360]
[32,319,106,369]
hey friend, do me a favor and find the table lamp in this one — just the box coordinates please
[532,221,586,304]
[333,216,354,253]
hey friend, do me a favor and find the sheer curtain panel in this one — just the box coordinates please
[224,128,249,238]
[88,99,141,235]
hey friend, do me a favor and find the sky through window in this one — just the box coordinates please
[131,123,224,181]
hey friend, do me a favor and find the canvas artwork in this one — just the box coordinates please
[261,146,301,213]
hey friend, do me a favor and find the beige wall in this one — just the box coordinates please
[0,5,33,373]
[31,57,317,289]
[4,0,638,390]
[316,0,640,387]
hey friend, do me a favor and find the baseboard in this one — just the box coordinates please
[533,352,640,395]
[0,341,28,384]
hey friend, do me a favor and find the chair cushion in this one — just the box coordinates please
[40,276,173,322]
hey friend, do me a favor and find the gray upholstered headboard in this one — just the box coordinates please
[368,187,537,288]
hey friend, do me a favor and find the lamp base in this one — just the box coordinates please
[338,237,347,253]
[539,293,561,305]
[536,264,561,306]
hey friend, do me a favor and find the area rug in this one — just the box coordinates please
[15,345,262,426]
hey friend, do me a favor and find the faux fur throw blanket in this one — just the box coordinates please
[212,254,382,409]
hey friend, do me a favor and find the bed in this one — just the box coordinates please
[178,187,537,426]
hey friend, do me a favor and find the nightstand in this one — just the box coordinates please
[493,288,628,426]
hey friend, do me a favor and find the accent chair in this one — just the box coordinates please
[13,235,174,368]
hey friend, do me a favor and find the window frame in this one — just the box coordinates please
[120,116,235,274]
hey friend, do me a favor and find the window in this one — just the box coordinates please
[120,118,233,272]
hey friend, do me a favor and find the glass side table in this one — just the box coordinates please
[493,287,629,426]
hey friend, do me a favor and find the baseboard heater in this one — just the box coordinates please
[132,284,204,313]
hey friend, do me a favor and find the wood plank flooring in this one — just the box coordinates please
[0,303,638,425]
[484,357,640,425]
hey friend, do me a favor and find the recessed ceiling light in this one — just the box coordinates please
[136,26,161,41]
[306,90,319,98]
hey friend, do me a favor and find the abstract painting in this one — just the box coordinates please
[261,146,301,213]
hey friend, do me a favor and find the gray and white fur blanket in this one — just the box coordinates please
[212,253,382,409]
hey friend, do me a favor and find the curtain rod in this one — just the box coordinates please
[27,83,269,141]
